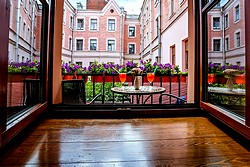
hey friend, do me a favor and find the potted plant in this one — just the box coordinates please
[62,62,76,80]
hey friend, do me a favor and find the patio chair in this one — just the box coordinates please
[159,93,187,104]
[62,79,103,105]
[23,79,41,106]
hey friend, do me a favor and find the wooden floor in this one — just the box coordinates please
[1,117,250,166]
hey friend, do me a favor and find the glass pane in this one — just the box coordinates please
[207,0,246,118]
[7,1,43,123]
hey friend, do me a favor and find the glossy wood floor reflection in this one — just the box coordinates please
[1,117,250,166]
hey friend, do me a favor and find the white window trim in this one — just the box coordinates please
[69,15,73,30]
[234,29,241,48]
[128,25,136,38]
[27,25,30,42]
[75,38,84,51]
[76,17,85,31]
[106,38,116,51]
[107,17,116,32]
[234,3,240,23]
[212,37,222,52]
[225,35,230,51]
[224,13,229,30]
[89,17,99,31]
[89,38,98,51]
[211,16,221,31]
[68,36,72,51]
[128,43,136,54]
[23,19,26,38]
[62,31,65,48]
[63,8,66,25]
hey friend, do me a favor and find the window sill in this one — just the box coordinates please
[200,102,250,140]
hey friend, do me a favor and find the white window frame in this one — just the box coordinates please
[212,16,221,30]
[76,18,85,31]
[234,4,240,22]
[224,13,229,29]
[23,20,26,38]
[106,38,116,51]
[63,9,66,24]
[212,38,221,52]
[69,15,74,29]
[234,30,241,48]
[62,31,65,47]
[27,26,30,42]
[89,18,99,31]
[69,36,72,51]
[75,38,84,51]
[128,25,136,38]
[89,38,98,51]
[225,36,230,51]
[128,43,136,54]
[107,17,116,32]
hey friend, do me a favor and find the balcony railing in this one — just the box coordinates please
[62,74,188,105]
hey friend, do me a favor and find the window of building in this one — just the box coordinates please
[63,9,66,24]
[23,22,26,37]
[213,39,221,51]
[29,1,32,17]
[171,0,174,15]
[22,56,24,62]
[76,39,83,50]
[128,44,135,54]
[213,17,220,29]
[24,0,28,10]
[107,40,115,51]
[108,19,115,31]
[90,39,97,50]
[90,19,97,30]
[76,62,83,67]
[129,26,135,37]
[236,61,241,66]
[225,37,229,51]
[171,45,176,65]
[27,27,30,42]
[236,32,241,47]
[70,16,73,29]
[235,5,240,22]
[224,14,228,28]
[77,19,84,30]
[69,38,72,50]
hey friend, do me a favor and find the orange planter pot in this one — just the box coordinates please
[208,74,216,84]
[234,74,245,85]
[180,75,187,83]
[63,74,74,80]
[91,75,119,82]
[171,76,178,83]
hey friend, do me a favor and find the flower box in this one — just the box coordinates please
[91,75,120,83]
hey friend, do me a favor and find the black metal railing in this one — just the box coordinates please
[62,74,188,105]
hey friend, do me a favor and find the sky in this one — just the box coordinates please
[69,0,143,14]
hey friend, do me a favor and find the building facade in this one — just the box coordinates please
[9,0,42,63]
[207,0,245,66]
[62,0,141,66]
[139,0,188,71]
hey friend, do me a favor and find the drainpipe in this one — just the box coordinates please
[15,0,21,62]
[119,11,123,65]
[149,0,153,59]
[157,0,162,64]
[71,12,75,63]
[221,7,226,66]
[30,0,35,60]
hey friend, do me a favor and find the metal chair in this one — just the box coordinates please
[62,79,103,105]
[159,93,187,104]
